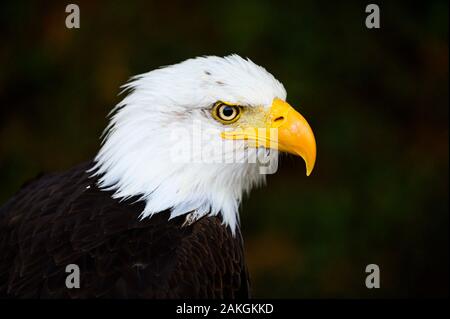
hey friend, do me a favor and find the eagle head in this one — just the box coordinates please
[92,55,316,234]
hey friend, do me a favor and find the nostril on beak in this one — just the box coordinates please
[274,116,285,123]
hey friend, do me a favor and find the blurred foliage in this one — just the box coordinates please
[0,0,448,297]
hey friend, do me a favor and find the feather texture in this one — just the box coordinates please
[0,162,250,298]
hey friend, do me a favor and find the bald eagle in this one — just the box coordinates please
[0,55,316,298]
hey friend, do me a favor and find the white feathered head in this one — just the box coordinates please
[92,55,316,234]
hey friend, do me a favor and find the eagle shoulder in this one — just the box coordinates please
[0,162,250,298]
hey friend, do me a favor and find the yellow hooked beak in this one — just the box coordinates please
[221,98,317,176]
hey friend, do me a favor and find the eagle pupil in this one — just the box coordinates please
[222,106,234,117]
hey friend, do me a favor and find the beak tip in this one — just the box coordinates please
[305,159,315,177]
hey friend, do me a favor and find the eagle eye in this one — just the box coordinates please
[212,102,241,124]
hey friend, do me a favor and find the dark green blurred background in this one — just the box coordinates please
[0,1,448,297]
